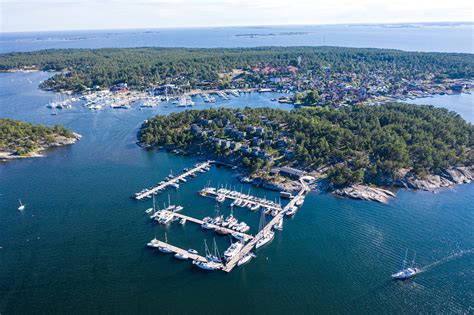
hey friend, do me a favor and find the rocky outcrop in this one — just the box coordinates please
[334,185,396,203]
[399,166,474,191]
[0,133,81,161]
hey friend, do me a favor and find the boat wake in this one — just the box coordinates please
[419,249,473,273]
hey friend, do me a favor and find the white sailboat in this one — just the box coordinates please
[18,199,25,211]
[256,209,274,249]
[392,249,420,280]
[158,233,173,253]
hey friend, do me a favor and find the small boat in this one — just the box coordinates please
[18,199,25,211]
[216,195,226,203]
[285,206,298,217]
[238,253,256,266]
[187,248,198,255]
[147,237,160,248]
[295,197,304,207]
[192,260,223,270]
[145,207,153,214]
[280,191,294,199]
[392,249,420,280]
[274,217,283,230]
[250,204,260,211]
[173,205,183,212]
[215,227,230,235]
[179,218,186,225]
[223,242,243,260]
[255,230,275,249]
[158,233,173,253]
[174,253,189,260]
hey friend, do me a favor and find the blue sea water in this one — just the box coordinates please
[0,23,473,53]
[0,70,473,313]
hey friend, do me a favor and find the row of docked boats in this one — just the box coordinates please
[134,162,212,200]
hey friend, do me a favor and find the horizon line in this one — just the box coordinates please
[1,20,473,34]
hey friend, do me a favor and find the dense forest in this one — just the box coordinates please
[0,47,473,92]
[0,118,75,156]
[138,104,474,187]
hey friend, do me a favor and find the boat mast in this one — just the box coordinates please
[401,248,408,269]
[213,238,220,258]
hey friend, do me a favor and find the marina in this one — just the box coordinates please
[149,209,254,242]
[199,186,283,213]
[133,161,213,200]
[146,175,312,273]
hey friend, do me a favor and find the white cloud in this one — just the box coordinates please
[1,0,473,32]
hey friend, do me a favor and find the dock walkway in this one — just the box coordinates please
[157,210,254,242]
[134,161,212,200]
[222,177,311,272]
[200,187,283,212]
[147,240,208,262]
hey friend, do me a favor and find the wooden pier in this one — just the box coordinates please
[157,210,254,242]
[147,240,208,262]
[200,187,283,212]
[222,177,311,272]
[134,161,213,200]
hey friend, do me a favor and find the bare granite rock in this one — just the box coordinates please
[334,184,396,203]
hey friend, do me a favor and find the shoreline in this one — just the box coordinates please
[0,132,81,162]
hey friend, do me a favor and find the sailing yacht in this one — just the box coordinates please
[237,253,256,266]
[158,233,173,253]
[392,249,420,280]
[255,209,275,249]
[18,199,25,211]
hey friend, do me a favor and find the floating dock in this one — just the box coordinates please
[134,161,213,200]
[147,175,313,272]
[147,240,208,262]
[223,177,311,272]
[154,210,254,242]
[199,187,283,212]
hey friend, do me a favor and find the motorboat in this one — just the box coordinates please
[223,242,243,260]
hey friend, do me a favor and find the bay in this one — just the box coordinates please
[0,71,473,313]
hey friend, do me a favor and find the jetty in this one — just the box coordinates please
[222,176,312,272]
[147,175,314,272]
[199,186,283,213]
[134,161,213,200]
[153,210,254,242]
[147,239,208,262]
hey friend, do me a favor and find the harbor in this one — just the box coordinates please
[133,161,213,200]
[199,186,283,213]
[145,173,313,272]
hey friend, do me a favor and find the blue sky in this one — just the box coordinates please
[1,0,473,32]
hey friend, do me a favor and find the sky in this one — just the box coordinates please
[1,0,473,33]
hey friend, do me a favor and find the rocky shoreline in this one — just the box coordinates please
[334,166,474,203]
[0,132,81,161]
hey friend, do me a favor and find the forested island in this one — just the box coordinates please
[0,119,81,160]
[0,47,472,109]
[138,104,474,201]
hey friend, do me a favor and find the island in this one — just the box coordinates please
[0,47,472,110]
[0,118,81,160]
[138,104,474,202]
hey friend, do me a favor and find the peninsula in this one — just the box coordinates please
[0,118,81,160]
[0,47,472,110]
[138,104,474,202]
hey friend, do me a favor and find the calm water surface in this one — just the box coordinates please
[0,24,473,53]
[0,72,473,313]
